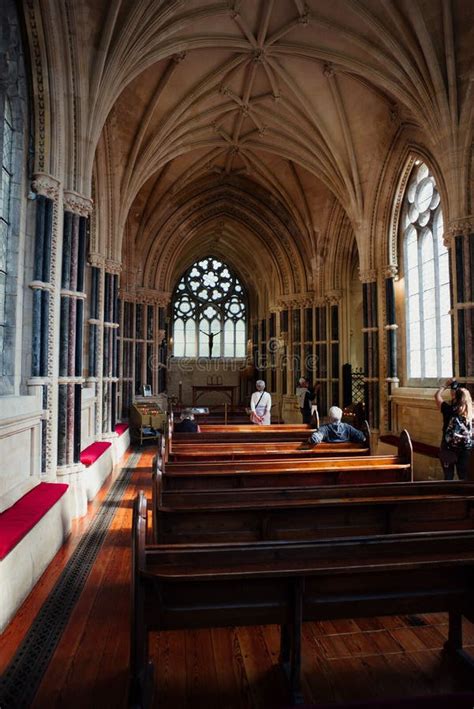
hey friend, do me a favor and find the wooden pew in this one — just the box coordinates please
[168,416,370,450]
[160,431,411,489]
[153,475,474,543]
[131,491,474,707]
[174,423,319,443]
[169,439,372,461]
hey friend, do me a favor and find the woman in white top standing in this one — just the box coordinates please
[250,380,272,425]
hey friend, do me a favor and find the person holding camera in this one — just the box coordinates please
[434,379,473,480]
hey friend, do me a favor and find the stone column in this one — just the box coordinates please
[56,190,92,518]
[327,291,342,408]
[447,218,474,382]
[360,269,380,429]
[382,265,399,432]
[28,173,61,477]
[314,298,328,416]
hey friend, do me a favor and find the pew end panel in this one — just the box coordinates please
[361,420,371,455]
[398,429,414,480]
[130,492,154,709]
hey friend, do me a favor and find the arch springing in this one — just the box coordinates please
[172,258,247,358]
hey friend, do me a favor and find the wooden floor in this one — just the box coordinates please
[1,449,473,708]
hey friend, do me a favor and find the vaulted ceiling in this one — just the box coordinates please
[45,0,472,305]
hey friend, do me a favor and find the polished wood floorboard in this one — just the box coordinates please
[1,449,473,708]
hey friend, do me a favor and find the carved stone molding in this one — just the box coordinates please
[326,290,342,305]
[31,172,60,200]
[359,268,378,283]
[446,217,474,242]
[383,264,399,279]
[276,293,315,309]
[323,62,335,78]
[105,259,122,275]
[120,288,171,306]
[63,189,93,217]
[88,252,105,268]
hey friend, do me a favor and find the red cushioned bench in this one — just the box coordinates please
[0,482,69,560]
[115,423,129,436]
[80,441,112,467]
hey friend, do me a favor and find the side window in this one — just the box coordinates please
[401,161,452,384]
[0,97,14,365]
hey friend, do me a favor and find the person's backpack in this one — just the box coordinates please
[444,414,473,450]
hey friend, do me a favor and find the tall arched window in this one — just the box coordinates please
[173,258,247,357]
[0,97,13,360]
[401,161,452,382]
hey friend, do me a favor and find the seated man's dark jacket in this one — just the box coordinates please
[309,422,365,445]
[174,419,199,433]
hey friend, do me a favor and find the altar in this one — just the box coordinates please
[192,385,239,408]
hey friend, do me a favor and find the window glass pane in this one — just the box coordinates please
[407,267,419,296]
[224,320,234,357]
[0,271,5,323]
[423,288,435,319]
[408,294,419,324]
[424,348,437,377]
[441,347,452,377]
[185,319,196,357]
[409,350,421,378]
[438,252,449,286]
[409,322,420,351]
[0,219,7,273]
[439,283,450,316]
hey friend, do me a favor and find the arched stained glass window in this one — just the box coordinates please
[401,161,452,382]
[172,258,247,357]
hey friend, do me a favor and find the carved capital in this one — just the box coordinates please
[383,264,399,279]
[63,190,93,217]
[326,290,342,305]
[32,172,60,200]
[447,216,474,239]
[88,252,105,268]
[105,259,122,275]
[359,268,378,283]
[133,287,172,306]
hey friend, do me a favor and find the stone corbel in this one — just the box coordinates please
[63,189,93,217]
[359,268,378,283]
[31,172,61,201]
[445,217,474,247]
[383,264,399,279]
[105,259,122,275]
[326,290,342,305]
[88,252,105,268]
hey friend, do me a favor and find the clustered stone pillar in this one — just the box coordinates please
[451,220,474,381]
[314,302,328,415]
[384,265,399,431]
[57,196,88,468]
[29,174,61,476]
[360,271,380,429]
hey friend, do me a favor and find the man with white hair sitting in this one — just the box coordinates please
[308,405,365,445]
[250,380,272,425]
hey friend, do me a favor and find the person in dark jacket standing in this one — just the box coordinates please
[308,406,366,445]
[435,378,473,480]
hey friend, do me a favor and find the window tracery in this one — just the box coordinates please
[172,258,246,357]
[401,161,452,382]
